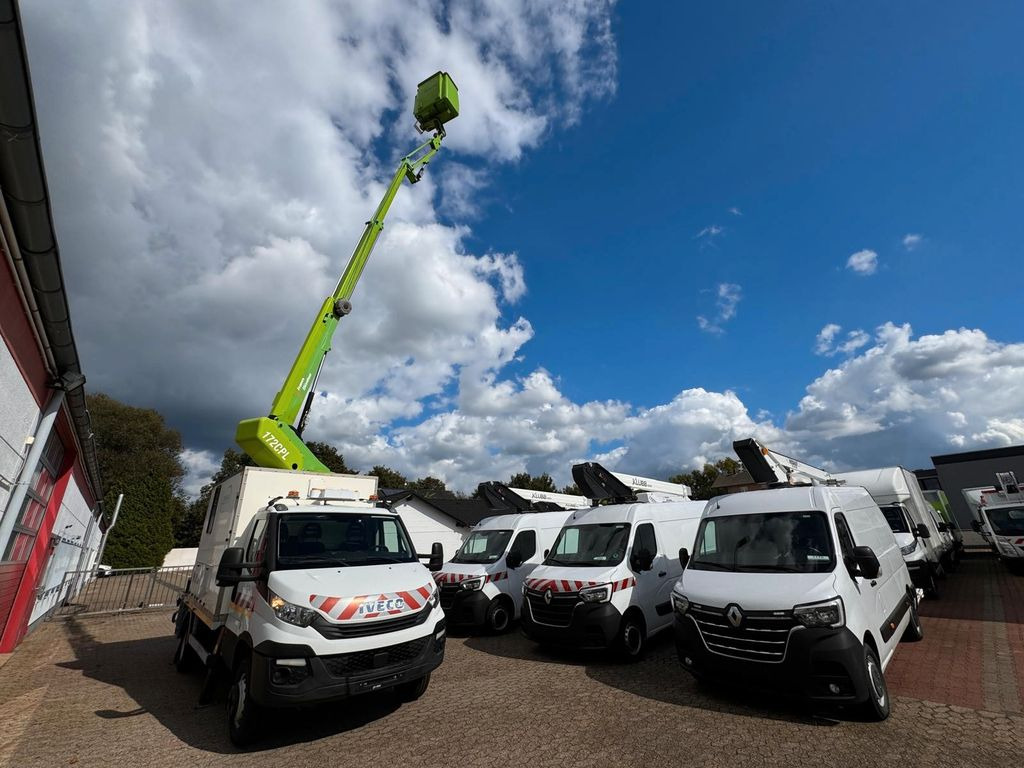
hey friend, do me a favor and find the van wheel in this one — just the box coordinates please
[227,656,262,748]
[398,673,430,702]
[861,645,891,721]
[616,614,646,661]
[486,599,512,634]
[924,569,940,600]
[902,594,924,642]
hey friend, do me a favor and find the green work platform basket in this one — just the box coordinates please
[414,71,459,132]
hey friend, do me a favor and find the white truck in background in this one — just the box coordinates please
[963,472,1024,573]
[173,467,446,746]
[833,467,949,597]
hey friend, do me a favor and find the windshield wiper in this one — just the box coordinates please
[365,554,415,564]
[736,564,803,573]
[544,557,574,566]
[282,554,353,567]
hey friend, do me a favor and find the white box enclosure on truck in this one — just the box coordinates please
[672,485,921,720]
[963,472,1024,572]
[174,467,446,746]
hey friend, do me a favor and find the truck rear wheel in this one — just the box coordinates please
[901,593,924,642]
[227,655,262,748]
[173,631,198,673]
[398,673,431,702]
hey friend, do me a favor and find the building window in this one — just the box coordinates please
[1,432,64,563]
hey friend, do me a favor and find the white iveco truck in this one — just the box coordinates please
[964,472,1024,573]
[173,467,446,746]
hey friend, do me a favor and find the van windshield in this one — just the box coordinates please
[690,511,835,573]
[276,513,417,569]
[452,530,513,564]
[879,504,911,534]
[544,523,631,567]
[986,507,1024,536]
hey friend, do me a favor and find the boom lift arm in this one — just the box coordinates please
[235,73,459,472]
[732,438,835,486]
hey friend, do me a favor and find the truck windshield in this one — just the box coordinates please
[986,507,1024,536]
[690,511,835,573]
[544,523,631,567]
[452,530,513,564]
[879,504,911,534]
[276,513,416,569]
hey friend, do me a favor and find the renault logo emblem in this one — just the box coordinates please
[544,589,553,605]
[726,605,743,628]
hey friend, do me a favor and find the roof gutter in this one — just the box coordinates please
[0,0,103,506]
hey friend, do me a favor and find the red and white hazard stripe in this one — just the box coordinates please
[434,571,507,585]
[523,576,636,594]
[309,583,435,621]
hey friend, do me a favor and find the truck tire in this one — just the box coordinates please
[616,613,646,662]
[860,645,891,721]
[924,568,940,600]
[173,631,198,674]
[901,594,924,642]
[486,598,512,634]
[227,655,262,748]
[398,673,431,702]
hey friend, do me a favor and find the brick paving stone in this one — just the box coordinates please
[0,562,1019,768]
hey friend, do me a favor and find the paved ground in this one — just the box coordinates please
[0,558,1020,768]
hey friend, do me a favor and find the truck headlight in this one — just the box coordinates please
[270,591,316,627]
[428,588,440,608]
[578,584,611,603]
[460,577,484,592]
[900,539,918,556]
[793,597,845,628]
[671,592,690,616]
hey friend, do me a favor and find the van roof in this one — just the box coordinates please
[708,485,874,517]
[472,510,575,530]
[833,467,911,497]
[565,500,706,526]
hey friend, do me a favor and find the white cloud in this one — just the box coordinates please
[695,224,724,241]
[846,249,878,275]
[697,283,742,335]
[180,448,219,498]
[728,207,742,216]
[902,233,922,251]
[816,324,869,356]
[814,324,842,355]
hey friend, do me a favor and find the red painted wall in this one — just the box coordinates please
[0,250,48,407]
[0,449,75,652]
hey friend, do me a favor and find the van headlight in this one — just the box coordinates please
[671,592,690,616]
[900,539,918,556]
[578,584,611,603]
[270,591,316,627]
[793,597,845,628]
[460,577,484,592]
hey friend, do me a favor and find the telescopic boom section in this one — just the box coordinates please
[236,72,459,472]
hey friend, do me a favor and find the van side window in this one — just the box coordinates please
[555,528,580,555]
[379,519,401,552]
[509,530,537,561]
[699,520,718,555]
[634,523,657,556]
[834,513,857,575]
[205,485,222,535]
[247,518,267,562]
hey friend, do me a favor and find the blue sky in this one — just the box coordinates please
[23,2,1024,493]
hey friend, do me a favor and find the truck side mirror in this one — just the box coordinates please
[428,542,444,572]
[915,524,931,539]
[851,545,880,580]
[216,547,251,587]
[678,547,690,569]
[505,550,523,570]
[971,519,983,533]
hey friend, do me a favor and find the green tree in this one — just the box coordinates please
[177,448,256,547]
[408,476,453,498]
[88,393,185,568]
[368,465,410,490]
[560,483,581,496]
[668,457,741,501]
[306,441,354,474]
[507,472,557,492]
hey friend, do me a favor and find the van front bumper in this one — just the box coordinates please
[440,589,490,629]
[520,598,621,650]
[674,615,871,704]
[249,619,446,707]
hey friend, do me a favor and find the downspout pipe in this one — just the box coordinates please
[92,492,122,573]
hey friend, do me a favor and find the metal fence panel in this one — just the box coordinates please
[44,566,192,619]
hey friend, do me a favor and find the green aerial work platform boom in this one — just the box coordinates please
[235,72,459,472]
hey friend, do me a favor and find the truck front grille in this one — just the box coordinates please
[525,589,580,628]
[311,604,431,639]
[689,604,798,663]
[321,636,429,676]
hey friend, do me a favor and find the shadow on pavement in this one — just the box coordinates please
[56,618,414,753]
[465,627,835,727]
[914,558,1023,625]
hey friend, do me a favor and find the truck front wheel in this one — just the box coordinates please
[397,673,431,702]
[227,655,262,747]
[860,645,891,721]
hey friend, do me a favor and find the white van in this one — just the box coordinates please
[433,510,573,633]
[833,467,946,597]
[174,468,446,746]
[672,485,920,720]
[964,472,1024,573]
